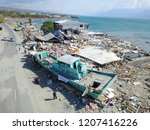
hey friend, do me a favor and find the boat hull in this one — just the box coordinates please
[34,51,117,100]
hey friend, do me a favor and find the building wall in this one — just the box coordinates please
[62,24,88,30]
[54,22,89,31]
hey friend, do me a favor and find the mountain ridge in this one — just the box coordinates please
[94,8,150,19]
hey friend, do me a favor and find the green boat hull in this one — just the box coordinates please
[34,51,117,100]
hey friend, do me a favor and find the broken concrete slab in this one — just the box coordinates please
[76,46,121,65]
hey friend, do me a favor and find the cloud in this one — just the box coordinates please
[0,0,150,15]
[115,0,150,9]
[0,0,40,3]
[91,0,150,11]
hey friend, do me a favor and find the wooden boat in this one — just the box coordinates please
[34,51,117,100]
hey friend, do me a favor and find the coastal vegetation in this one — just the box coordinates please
[0,15,5,23]
[0,10,67,19]
[41,21,54,34]
[0,10,47,18]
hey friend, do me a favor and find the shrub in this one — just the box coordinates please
[41,21,54,34]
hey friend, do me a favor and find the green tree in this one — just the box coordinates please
[0,15,5,23]
[41,21,54,34]
[10,12,18,18]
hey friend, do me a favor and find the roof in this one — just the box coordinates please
[54,19,89,30]
[55,19,88,25]
[77,47,121,65]
[57,55,80,65]
[35,33,60,42]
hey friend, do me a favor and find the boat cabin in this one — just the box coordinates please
[52,55,89,80]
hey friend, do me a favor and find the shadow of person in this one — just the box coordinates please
[44,98,54,101]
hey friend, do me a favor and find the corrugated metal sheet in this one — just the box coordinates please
[35,33,60,42]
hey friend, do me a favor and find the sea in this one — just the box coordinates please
[31,16,150,52]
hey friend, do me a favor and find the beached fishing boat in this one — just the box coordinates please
[33,51,117,100]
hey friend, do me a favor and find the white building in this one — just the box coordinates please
[54,19,89,31]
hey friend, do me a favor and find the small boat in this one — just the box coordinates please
[33,51,117,100]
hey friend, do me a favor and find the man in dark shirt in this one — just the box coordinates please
[53,91,57,99]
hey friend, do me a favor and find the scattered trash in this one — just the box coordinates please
[145,83,150,88]
[129,96,140,102]
[104,88,115,99]
[88,102,99,110]
[133,82,142,86]
[145,78,150,83]
[117,87,126,94]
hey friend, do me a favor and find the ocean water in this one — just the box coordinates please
[78,16,150,52]
[32,16,150,52]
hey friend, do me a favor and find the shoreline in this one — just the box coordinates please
[14,17,150,52]
[3,14,150,52]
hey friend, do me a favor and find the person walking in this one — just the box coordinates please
[53,91,57,99]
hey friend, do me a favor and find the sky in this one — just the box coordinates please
[0,0,150,15]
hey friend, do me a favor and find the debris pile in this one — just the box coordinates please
[16,19,150,113]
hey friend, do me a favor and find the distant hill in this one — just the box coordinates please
[134,9,150,18]
[0,5,69,19]
[94,9,150,19]
[0,5,46,13]
[0,5,70,18]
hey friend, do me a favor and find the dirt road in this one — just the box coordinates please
[0,24,40,112]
